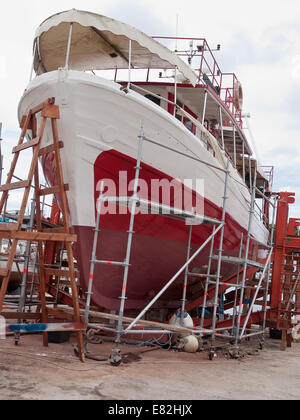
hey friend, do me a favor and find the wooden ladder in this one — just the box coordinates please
[0,98,85,361]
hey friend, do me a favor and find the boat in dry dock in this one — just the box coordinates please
[18,9,271,311]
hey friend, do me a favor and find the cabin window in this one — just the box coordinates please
[168,93,197,135]
[185,119,193,132]
[145,94,161,106]
[175,100,183,122]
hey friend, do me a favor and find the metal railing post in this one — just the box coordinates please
[242,141,246,182]
[65,23,73,69]
[127,40,132,91]
[202,90,208,125]
[233,126,237,169]
[219,106,225,150]
[174,66,178,117]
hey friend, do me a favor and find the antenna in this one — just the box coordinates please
[175,14,179,52]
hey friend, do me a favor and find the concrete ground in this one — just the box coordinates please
[0,333,299,400]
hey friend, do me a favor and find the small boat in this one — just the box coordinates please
[19,10,271,311]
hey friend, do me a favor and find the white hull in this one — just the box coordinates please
[18,69,269,245]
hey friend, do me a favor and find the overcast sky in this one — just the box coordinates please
[0,0,299,217]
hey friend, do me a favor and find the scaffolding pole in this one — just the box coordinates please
[234,161,257,347]
[210,161,230,347]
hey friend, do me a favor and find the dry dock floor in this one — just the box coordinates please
[0,334,299,400]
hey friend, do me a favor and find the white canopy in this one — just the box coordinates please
[33,9,198,86]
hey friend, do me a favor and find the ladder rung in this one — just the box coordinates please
[0,223,18,232]
[0,180,30,192]
[0,268,8,277]
[39,184,69,196]
[12,137,40,153]
[39,141,64,156]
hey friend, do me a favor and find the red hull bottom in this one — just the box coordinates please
[44,149,260,311]
[75,221,254,311]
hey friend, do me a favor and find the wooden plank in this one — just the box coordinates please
[12,137,40,153]
[0,231,77,242]
[30,103,46,115]
[0,268,8,277]
[39,184,69,197]
[42,102,60,119]
[0,223,18,232]
[44,268,79,278]
[42,227,75,235]
[0,180,30,192]
[39,141,64,156]
[57,306,196,336]
[42,227,65,234]
[1,312,40,320]
[20,115,33,130]
[5,322,86,333]
[47,307,75,321]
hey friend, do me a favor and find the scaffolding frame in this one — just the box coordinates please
[83,121,277,364]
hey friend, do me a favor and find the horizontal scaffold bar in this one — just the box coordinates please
[102,196,222,226]
[211,255,265,269]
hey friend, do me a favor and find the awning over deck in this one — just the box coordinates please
[33,9,198,86]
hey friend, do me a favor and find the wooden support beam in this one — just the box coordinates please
[0,180,30,192]
[12,137,40,153]
[39,184,69,197]
[0,231,77,242]
[44,268,79,278]
[39,141,64,156]
[54,306,197,336]
[47,307,75,321]
[41,102,60,119]
[0,268,8,277]
[20,115,33,130]
[0,223,18,232]
[1,312,41,320]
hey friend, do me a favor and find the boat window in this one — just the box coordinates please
[145,94,161,106]
[185,119,193,132]
[175,100,183,122]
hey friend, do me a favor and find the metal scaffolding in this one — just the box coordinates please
[82,120,278,364]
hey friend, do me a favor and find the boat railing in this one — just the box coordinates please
[153,37,242,126]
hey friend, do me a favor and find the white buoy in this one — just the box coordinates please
[293,316,300,341]
[169,311,199,353]
[169,311,194,332]
[183,335,199,353]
